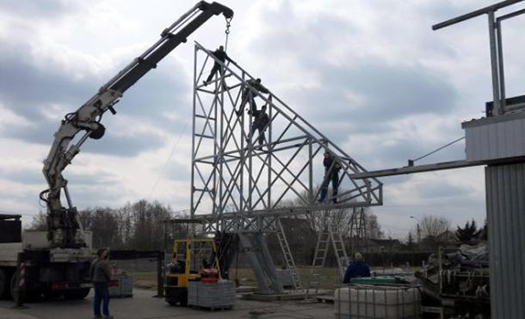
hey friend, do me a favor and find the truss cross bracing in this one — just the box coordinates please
[349,207,368,254]
[190,42,382,233]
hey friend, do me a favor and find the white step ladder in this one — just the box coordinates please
[306,213,349,299]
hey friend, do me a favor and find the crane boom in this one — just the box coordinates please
[40,1,233,248]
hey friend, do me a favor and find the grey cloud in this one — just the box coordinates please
[0,0,78,19]
[251,1,357,61]
[67,172,119,187]
[67,185,122,208]
[81,130,166,157]
[0,166,119,188]
[299,62,458,130]
[0,39,190,156]
[414,179,471,199]
[0,44,96,122]
[164,162,190,182]
[110,63,191,120]
[0,168,44,185]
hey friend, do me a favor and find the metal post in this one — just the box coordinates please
[488,11,502,115]
[496,20,506,110]
[156,252,164,297]
[190,46,198,224]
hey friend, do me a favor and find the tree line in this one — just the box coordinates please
[29,199,486,261]
[29,199,384,254]
[29,200,179,250]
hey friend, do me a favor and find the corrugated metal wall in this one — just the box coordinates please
[486,163,525,319]
[465,116,525,161]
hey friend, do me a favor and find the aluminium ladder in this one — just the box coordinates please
[305,213,349,299]
[276,218,302,290]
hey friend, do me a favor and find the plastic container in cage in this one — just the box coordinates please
[334,284,421,319]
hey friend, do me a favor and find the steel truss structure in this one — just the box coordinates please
[348,207,368,254]
[190,42,382,232]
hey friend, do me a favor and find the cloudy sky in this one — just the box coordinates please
[1,0,524,238]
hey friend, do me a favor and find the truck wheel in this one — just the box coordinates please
[0,268,12,299]
[64,288,90,300]
[180,290,188,307]
[10,274,41,302]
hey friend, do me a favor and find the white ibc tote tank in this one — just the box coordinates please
[334,285,421,319]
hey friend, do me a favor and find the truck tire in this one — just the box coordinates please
[64,288,90,300]
[0,268,12,299]
[165,287,188,307]
[10,272,41,302]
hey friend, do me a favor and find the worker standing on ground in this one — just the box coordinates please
[237,78,269,115]
[91,248,113,319]
[247,104,270,149]
[203,45,235,86]
[343,252,371,284]
[319,151,341,203]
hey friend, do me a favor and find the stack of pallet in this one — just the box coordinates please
[188,280,235,310]
[108,269,133,298]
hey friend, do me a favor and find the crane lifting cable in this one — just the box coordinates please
[224,17,232,51]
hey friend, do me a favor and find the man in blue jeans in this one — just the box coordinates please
[91,248,113,319]
[319,151,341,203]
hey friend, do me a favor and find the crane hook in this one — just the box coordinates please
[224,17,232,51]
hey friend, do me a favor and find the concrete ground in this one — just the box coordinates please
[0,289,334,319]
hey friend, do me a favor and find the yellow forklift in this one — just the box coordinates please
[164,238,221,306]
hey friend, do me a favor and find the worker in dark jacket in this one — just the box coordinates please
[203,45,235,86]
[91,248,113,319]
[343,252,371,284]
[319,151,341,203]
[248,105,270,149]
[237,78,269,115]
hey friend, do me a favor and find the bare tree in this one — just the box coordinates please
[27,210,47,231]
[418,215,452,249]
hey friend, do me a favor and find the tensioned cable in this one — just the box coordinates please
[409,136,465,166]
[149,121,190,197]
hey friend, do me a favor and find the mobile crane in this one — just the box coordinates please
[0,2,233,301]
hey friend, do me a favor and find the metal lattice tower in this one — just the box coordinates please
[348,207,368,255]
[190,42,382,232]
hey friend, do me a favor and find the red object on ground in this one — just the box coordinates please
[201,277,218,283]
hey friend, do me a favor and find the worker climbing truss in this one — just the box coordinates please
[190,42,382,233]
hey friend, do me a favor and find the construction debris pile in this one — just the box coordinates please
[416,244,490,317]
